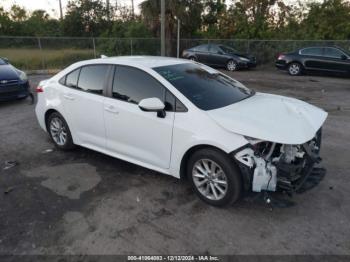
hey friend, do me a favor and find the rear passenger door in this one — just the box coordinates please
[299,47,324,70]
[60,64,111,149]
[103,65,175,170]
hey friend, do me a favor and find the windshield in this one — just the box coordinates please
[153,63,254,111]
[219,45,238,54]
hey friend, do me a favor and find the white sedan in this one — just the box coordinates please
[35,56,327,206]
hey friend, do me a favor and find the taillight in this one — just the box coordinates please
[36,86,44,93]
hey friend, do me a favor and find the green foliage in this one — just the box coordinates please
[0,0,349,41]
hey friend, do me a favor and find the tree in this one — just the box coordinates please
[140,0,203,55]
[299,0,350,39]
[62,0,110,36]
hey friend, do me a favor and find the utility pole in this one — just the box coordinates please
[58,0,63,20]
[131,0,135,18]
[177,18,180,58]
[160,0,165,56]
[106,0,110,21]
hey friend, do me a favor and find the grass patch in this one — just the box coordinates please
[0,48,95,70]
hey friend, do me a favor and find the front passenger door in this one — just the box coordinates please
[104,66,175,170]
[322,47,350,73]
[207,45,227,66]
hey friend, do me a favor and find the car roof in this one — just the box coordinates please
[79,56,191,69]
[299,46,341,50]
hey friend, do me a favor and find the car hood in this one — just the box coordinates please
[0,65,19,80]
[206,92,328,145]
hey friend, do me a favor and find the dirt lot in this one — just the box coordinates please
[0,68,349,255]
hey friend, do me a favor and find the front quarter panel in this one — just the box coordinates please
[170,109,248,178]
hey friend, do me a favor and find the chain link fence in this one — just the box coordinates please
[0,36,349,71]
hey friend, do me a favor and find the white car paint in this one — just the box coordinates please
[207,92,327,145]
[35,56,327,190]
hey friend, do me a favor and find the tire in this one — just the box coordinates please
[288,62,302,76]
[226,60,238,71]
[189,56,197,61]
[187,148,242,207]
[47,112,75,150]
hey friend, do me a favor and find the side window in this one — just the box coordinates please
[112,66,164,104]
[176,99,187,112]
[300,47,323,56]
[324,48,344,58]
[77,65,109,95]
[209,45,221,54]
[165,90,188,112]
[195,45,209,52]
[165,91,176,111]
[65,68,80,88]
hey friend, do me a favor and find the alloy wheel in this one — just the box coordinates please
[49,117,68,146]
[227,60,237,71]
[289,63,301,75]
[192,159,228,201]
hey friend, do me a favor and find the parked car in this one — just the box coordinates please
[182,44,256,71]
[35,56,327,206]
[0,57,30,101]
[276,46,350,76]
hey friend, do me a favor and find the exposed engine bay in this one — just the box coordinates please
[234,129,325,194]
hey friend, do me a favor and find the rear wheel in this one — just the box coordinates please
[288,62,302,76]
[187,148,242,206]
[47,112,75,150]
[226,60,238,71]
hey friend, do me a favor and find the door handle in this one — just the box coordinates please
[63,94,75,101]
[104,105,119,114]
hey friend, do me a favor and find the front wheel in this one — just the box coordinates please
[187,148,242,206]
[226,60,238,71]
[288,62,302,76]
[47,112,75,150]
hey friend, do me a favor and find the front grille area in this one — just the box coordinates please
[0,83,23,93]
[0,79,19,86]
[0,81,29,99]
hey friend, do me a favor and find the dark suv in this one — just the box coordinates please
[276,46,350,76]
[182,44,256,71]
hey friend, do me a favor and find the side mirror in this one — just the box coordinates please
[2,57,9,63]
[138,97,166,118]
[218,51,224,55]
[340,55,347,60]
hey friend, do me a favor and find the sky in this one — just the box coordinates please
[1,0,145,18]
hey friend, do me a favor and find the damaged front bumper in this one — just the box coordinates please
[233,129,325,195]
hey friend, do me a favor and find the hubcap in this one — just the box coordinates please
[289,64,300,75]
[227,61,236,71]
[50,117,67,146]
[192,159,228,201]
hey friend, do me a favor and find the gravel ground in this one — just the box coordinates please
[0,68,349,255]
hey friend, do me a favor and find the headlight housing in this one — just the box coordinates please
[18,71,28,81]
[238,57,250,62]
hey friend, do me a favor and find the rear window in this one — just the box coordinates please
[153,63,253,111]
